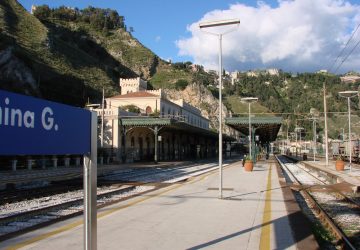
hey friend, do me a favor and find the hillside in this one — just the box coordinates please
[224,72,360,140]
[1,0,359,140]
[0,1,215,105]
[0,0,154,106]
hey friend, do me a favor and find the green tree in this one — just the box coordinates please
[175,79,189,90]
[33,5,51,20]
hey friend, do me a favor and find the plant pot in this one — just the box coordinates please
[244,160,254,172]
[335,160,345,171]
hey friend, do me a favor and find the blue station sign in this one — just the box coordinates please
[0,90,91,155]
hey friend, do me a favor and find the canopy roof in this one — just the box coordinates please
[120,117,235,141]
[225,116,282,142]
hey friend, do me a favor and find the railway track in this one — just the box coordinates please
[276,155,360,249]
[0,160,225,241]
[0,161,217,205]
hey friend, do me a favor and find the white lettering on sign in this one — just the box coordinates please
[0,97,58,131]
[42,107,54,130]
[24,111,35,128]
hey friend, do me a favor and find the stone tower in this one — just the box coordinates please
[119,77,147,95]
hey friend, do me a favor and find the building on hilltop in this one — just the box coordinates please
[340,75,360,84]
[230,71,241,85]
[316,69,328,74]
[266,68,279,76]
[30,5,37,14]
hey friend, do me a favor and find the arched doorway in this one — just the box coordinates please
[146,106,152,115]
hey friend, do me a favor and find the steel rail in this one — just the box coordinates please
[276,156,356,250]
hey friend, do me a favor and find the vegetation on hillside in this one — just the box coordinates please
[33,5,125,32]
[0,0,139,106]
[224,72,360,140]
[1,1,360,140]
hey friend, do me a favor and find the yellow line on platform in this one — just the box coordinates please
[6,183,182,250]
[260,163,272,250]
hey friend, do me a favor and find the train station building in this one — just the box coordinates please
[93,78,237,163]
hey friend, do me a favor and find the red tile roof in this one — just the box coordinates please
[110,91,157,99]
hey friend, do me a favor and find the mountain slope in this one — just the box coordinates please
[1,1,359,140]
[0,0,139,106]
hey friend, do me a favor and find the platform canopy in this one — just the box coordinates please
[225,116,282,143]
[120,117,235,141]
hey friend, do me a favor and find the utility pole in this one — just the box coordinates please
[323,82,329,166]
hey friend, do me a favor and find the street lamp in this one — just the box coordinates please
[199,18,240,199]
[338,90,358,171]
[241,97,258,161]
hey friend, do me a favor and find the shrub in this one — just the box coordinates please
[175,79,188,90]
[122,105,140,113]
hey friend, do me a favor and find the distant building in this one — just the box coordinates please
[245,69,279,77]
[190,64,201,72]
[266,68,279,76]
[246,71,259,77]
[316,69,328,74]
[230,71,240,85]
[205,69,218,76]
[340,75,360,84]
[30,5,37,14]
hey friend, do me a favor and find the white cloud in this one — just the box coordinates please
[155,36,161,42]
[176,0,360,73]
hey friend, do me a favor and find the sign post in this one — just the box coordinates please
[0,90,97,250]
[84,112,97,250]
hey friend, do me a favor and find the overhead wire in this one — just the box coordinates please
[328,23,360,72]
[333,38,360,74]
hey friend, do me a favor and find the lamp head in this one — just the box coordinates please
[199,19,240,29]
[241,97,258,103]
[338,90,358,98]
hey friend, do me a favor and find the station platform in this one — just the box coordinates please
[0,160,318,250]
[302,159,360,193]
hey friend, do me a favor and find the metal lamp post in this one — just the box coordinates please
[241,97,258,161]
[199,19,240,199]
[339,90,358,171]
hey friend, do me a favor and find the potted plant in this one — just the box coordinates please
[244,155,254,172]
[335,155,345,171]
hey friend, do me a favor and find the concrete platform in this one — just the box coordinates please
[0,160,318,250]
[302,160,360,193]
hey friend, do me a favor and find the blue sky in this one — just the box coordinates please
[18,0,360,73]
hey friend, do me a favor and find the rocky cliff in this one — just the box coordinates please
[165,83,232,133]
[0,47,39,96]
